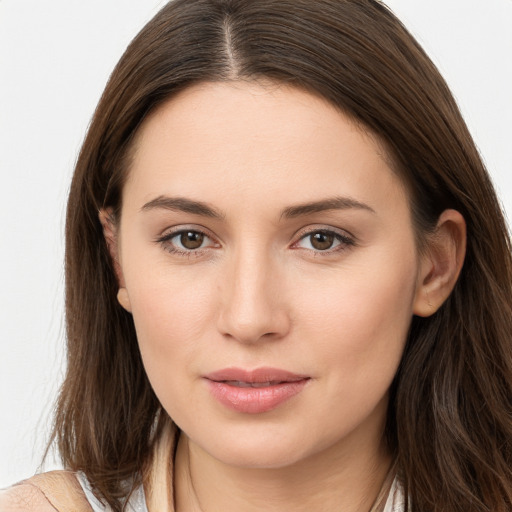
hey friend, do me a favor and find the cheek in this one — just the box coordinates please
[120,240,220,382]
[292,245,418,376]
[126,271,220,420]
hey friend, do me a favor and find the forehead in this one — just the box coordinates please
[124,80,408,218]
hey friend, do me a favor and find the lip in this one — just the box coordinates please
[204,367,310,414]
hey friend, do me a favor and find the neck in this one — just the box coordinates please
[174,430,393,512]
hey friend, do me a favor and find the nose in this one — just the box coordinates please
[216,247,291,344]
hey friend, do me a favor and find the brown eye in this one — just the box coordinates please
[157,228,217,255]
[310,232,335,250]
[295,229,353,253]
[180,231,205,250]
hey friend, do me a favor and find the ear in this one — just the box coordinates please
[99,208,132,312]
[413,209,466,317]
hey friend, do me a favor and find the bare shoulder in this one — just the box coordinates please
[0,471,92,512]
[0,483,57,511]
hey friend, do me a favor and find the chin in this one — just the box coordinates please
[210,442,309,470]
[188,422,338,470]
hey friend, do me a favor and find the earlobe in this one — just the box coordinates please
[117,288,132,312]
[413,209,466,317]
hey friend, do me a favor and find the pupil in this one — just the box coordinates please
[180,231,204,250]
[311,232,334,250]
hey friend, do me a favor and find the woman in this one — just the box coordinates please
[2,0,511,510]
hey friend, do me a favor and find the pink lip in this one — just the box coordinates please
[204,367,310,414]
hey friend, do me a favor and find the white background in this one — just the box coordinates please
[1,0,511,487]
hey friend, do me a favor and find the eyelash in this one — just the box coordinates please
[155,227,355,257]
[292,228,355,254]
[156,228,218,257]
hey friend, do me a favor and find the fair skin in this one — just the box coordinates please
[103,81,465,512]
[0,80,465,512]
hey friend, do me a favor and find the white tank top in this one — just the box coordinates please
[76,472,148,512]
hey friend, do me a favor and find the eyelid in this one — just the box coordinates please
[155,225,221,254]
[291,225,356,252]
[157,224,217,240]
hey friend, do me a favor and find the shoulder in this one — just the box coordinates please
[0,483,56,512]
[0,471,92,512]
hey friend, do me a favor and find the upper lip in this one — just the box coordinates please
[204,367,310,384]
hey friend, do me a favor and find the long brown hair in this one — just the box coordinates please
[49,1,512,510]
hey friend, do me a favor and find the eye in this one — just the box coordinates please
[175,230,207,250]
[295,229,354,253]
[156,228,218,255]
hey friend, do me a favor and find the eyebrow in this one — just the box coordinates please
[141,196,225,220]
[280,196,375,219]
[140,195,375,220]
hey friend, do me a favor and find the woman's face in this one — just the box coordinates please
[114,81,426,469]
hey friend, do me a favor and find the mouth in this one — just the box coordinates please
[204,367,310,414]
[204,367,309,385]
[221,380,290,388]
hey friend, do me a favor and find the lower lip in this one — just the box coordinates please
[206,379,309,414]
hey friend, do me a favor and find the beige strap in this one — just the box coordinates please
[22,471,93,512]
[143,420,178,512]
